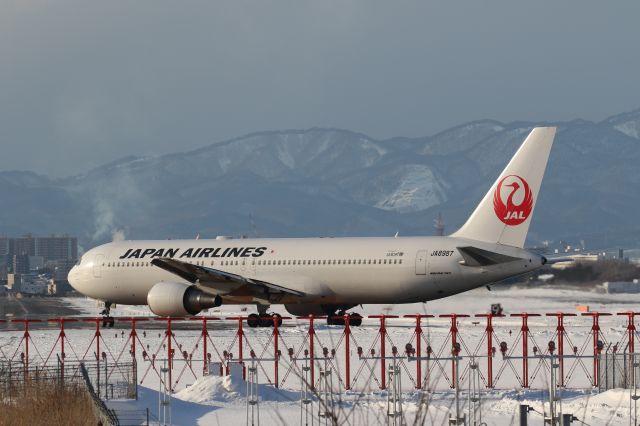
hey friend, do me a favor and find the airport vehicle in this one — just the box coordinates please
[68,127,556,327]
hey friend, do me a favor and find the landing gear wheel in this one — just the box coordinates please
[272,313,283,327]
[102,317,115,328]
[327,311,346,326]
[326,311,362,327]
[100,302,114,328]
[247,314,259,328]
[258,315,273,327]
[349,313,363,327]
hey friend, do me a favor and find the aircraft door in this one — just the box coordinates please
[93,254,104,278]
[415,250,427,275]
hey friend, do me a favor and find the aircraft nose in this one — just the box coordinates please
[68,265,83,293]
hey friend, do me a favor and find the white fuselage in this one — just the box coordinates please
[68,235,544,307]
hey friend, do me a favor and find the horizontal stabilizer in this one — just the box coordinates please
[457,246,521,267]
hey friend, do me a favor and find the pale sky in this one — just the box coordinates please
[1,1,639,176]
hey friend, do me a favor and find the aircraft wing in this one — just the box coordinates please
[151,258,305,297]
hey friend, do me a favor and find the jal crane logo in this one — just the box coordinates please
[493,175,533,225]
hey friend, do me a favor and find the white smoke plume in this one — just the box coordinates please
[111,229,126,242]
[92,197,116,241]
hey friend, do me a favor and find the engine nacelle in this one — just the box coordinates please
[147,282,221,317]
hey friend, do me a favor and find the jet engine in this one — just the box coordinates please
[147,282,221,317]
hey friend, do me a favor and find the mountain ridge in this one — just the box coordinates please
[1,109,640,250]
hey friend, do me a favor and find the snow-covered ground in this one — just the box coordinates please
[3,286,640,425]
[106,379,635,426]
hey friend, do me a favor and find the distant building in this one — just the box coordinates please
[12,254,30,275]
[0,236,8,257]
[1,234,78,284]
[603,279,640,294]
[9,235,36,257]
[7,234,77,262]
[7,273,20,291]
[18,274,51,295]
[0,261,7,284]
[48,258,77,295]
[35,235,78,261]
[28,256,44,271]
[0,237,7,282]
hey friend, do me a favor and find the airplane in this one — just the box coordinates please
[68,127,556,328]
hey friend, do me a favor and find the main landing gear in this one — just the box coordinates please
[246,304,283,328]
[246,313,283,328]
[327,311,363,327]
[100,302,115,328]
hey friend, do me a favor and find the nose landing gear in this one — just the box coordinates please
[100,302,115,328]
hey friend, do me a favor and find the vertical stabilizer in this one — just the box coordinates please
[451,127,556,248]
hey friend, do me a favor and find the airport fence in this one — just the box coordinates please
[0,359,136,400]
[1,312,640,394]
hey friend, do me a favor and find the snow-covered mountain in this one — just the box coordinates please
[2,109,640,249]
